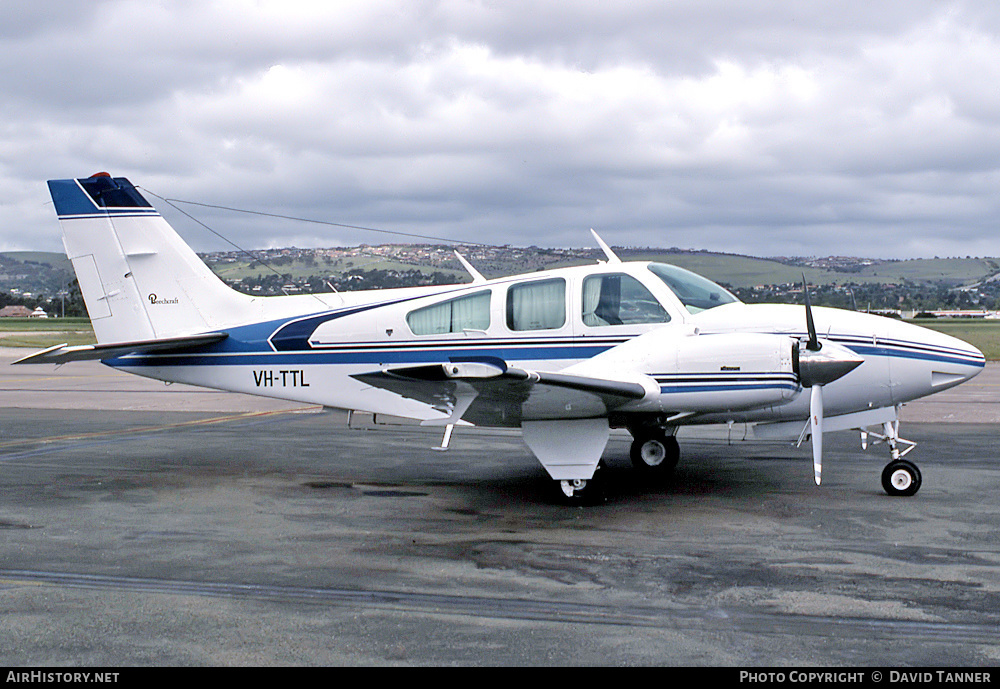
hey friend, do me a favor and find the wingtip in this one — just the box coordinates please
[11,343,72,365]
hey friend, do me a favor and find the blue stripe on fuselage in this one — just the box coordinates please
[846,343,984,368]
[654,372,800,395]
[106,341,617,367]
[658,383,800,394]
[780,332,985,368]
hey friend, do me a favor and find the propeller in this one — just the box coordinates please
[803,274,820,352]
[810,384,823,485]
[797,275,863,486]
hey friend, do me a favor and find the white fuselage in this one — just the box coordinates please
[105,261,984,429]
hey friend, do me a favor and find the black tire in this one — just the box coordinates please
[881,459,922,497]
[630,433,680,476]
[556,478,607,505]
[555,463,607,505]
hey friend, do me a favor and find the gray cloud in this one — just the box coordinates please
[2,0,999,260]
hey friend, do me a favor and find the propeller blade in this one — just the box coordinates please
[802,273,820,351]
[810,384,824,486]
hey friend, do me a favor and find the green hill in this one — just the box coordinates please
[854,257,1000,286]
[5,247,1000,294]
[0,251,75,296]
[615,251,1000,289]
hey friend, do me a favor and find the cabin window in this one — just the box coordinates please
[647,263,739,314]
[406,291,491,335]
[506,278,566,331]
[582,274,670,326]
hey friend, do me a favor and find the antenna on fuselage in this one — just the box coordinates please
[590,229,621,264]
[454,250,486,284]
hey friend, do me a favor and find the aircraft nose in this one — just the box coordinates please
[888,319,986,398]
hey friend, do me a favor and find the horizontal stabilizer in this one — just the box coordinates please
[12,332,228,365]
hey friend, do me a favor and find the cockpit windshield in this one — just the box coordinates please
[647,263,739,314]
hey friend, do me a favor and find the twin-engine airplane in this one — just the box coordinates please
[18,174,985,501]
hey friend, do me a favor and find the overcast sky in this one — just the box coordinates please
[3,1,1000,259]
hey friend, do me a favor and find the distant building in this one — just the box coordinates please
[30,307,48,318]
[907,309,998,319]
[928,310,994,319]
[0,305,33,317]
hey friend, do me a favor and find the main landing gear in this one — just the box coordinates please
[556,428,680,503]
[629,429,680,479]
[559,475,600,503]
[558,462,608,504]
[862,420,921,497]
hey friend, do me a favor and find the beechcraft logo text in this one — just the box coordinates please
[148,294,179,305]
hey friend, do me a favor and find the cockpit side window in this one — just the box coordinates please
[582,274,670,326]
[647,263,739,314]
[506,278,566,331]
[407,291,491,335]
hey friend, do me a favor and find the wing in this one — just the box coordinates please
[351,359,648,427]
[12,332,228,365]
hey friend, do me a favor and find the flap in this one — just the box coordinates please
[352,361,648,427]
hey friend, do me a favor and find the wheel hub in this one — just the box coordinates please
[890,469,912,491]
[640,440,666,467]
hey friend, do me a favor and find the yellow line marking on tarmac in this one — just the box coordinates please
[0,578,44,588]
[0,406,320,450]
[1,373,130,383]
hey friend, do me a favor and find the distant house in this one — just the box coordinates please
[0,305,33,318]
[30,307,48,318]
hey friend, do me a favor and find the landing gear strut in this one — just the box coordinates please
[862,420,921,496]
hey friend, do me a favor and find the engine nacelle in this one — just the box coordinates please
[568,329,799,414]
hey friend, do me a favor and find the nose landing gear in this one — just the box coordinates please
[862,420,920,496]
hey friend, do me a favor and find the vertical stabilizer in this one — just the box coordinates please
[47,174,253,344]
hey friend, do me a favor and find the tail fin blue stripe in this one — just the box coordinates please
[48,176,158,218]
